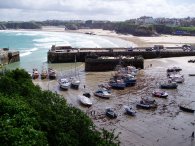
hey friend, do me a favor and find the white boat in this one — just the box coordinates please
[48,68,57,79]
[78,95,92,106]
[152,90,168,98]
[58,78,71,90]
[32,68,39,79]
[169,73,184,83]
[70,77,80,89]
[94,89,112,99]
[70,55,81,89]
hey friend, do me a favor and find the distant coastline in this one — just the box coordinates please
[42,26,195,48]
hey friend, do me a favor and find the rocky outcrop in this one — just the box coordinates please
[0,22,41,30]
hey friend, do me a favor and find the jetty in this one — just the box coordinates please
[47,45,195,71]
[0,48,20,65]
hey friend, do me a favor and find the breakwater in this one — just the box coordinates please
[0,48,20,65]
[47,47,195,63]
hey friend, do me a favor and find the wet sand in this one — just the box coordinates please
[34,56,195,146]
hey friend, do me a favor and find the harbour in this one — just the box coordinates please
[1,29,195,146]
[33,56,195,146]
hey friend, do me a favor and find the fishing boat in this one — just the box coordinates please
[152,90,168,98]
[123,105,136,116]
[48,68,56,79]
[94,89,111,99]
[160,82,178,89]
[189,74,195,76]
[78,95,92,106]
[58,78,71,90]
[169,73,184,83]
[136,103,151,109]
[179,104,194,113]
[41,67,47,79]
[109,78,126,90]
[105,108,117,119]
[123,74,137,87]
[70,55,80,89]
[70,77,80,89]
[136,97,157,109]
[32,68,39,79]
[98,83,112,90]
[167,67,182,72]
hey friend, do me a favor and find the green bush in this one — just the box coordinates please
[0,69,119,146]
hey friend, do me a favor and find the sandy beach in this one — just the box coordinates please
[16,26,195,48]
[30,27,195,146]
[64,28,195,48]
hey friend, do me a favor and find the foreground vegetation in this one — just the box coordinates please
[0,69,119,146]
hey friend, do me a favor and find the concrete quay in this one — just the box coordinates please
[47,47,195,63]
[0,48,20,65]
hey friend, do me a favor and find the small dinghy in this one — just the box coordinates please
[78,95,92,106]
[58,78,71,90]
[179,104,194,113]
[152,90,168,98]
[105,108,117,119]
[136,97,157,109]
[94,89,111,99]
[123,105,136,116]
[160,82,177,89]
[189,74,195,76]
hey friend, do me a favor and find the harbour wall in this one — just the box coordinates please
[0,48,20,65]
[47,48,195,63]
[85,57,144,71]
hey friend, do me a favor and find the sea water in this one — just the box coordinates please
[0,30,135,72]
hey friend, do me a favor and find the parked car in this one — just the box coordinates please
[127,47,133,52]
[145,48,153,51]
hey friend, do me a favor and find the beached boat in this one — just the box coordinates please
[123,74,136,87]
[188,59,195,63]
[48,68,56,79]
[98,83,112,90]
[32,68,39,79]
[167,67,182,72]
[58,78,71,90]
[109,78,126,90]
[136,97,157,109]
[105,108,117,119]
[78,95,92,106]
[123,105,136,116]
[171,77,184,83]
[152,90,168,98]
[70,55,81,89]
[160,82,178,89]
[168,73,184,83]
[70,77,80,89]
[94,89,111,99]
[179,104,194,113]
[136,103,151,109]
[41,67,47,79]
[189,74,195,76]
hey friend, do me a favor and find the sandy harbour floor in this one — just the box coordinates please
[34,56,195,146]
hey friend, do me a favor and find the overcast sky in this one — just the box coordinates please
[0,0,195,21]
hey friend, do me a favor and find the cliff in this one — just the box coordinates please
[0,22,41,30]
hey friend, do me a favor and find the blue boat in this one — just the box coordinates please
[109,79,126,90]
[160,82,178,89]
[123,75,136,87]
